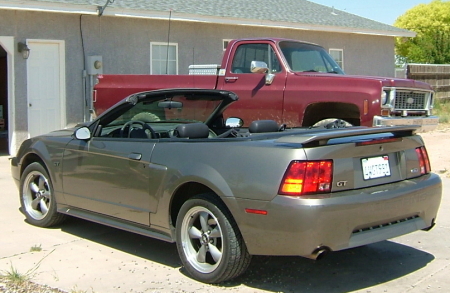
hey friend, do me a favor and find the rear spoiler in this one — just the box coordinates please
[276,125,419,147]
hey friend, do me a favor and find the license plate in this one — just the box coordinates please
[361,155,391,180]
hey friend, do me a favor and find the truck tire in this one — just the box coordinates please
[176,193,251,283]
[131,112,161,122]
[313,118,352,129]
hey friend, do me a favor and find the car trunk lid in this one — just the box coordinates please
[276,126,428,191]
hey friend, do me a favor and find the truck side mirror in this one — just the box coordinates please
[226,117,244,128]
[250,61,268,74]
[250,61,275,85]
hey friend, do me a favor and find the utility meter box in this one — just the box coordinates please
[86,55,103,75]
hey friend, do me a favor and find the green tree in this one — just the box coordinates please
[394,0,450,64]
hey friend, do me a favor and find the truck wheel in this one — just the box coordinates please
[313,118,352,129]
[131,112,161,122]
[176,193,251,283]
[20,162,67,227]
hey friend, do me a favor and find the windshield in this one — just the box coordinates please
[279,41,344,74]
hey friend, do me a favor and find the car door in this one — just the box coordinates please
[218,42,287,126]
[61,136,157,225]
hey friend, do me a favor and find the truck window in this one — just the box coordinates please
[231,43,281,74]
[279,41,344,74]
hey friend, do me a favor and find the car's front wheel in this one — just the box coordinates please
[176,193,251,283]
[20,162,66,227]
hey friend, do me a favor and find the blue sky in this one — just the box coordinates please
[310,0,433,25]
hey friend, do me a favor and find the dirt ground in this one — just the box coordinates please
[420,123,450,178]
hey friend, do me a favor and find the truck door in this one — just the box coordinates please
[218,42,287,126]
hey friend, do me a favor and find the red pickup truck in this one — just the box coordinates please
[93,38,438,130]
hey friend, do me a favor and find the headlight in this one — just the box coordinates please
[381,90,388,105]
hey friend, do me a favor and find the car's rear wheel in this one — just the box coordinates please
[20,162,66,227]
[176,193,251,283]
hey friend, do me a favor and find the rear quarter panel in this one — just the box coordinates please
[150,139,306,201]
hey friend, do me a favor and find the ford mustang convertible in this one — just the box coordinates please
[10,88,442,283]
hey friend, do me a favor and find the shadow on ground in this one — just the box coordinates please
[59,217,181,268]
[59,217,434,293]
[229,242,433,292]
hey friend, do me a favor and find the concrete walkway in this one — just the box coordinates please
[0,154,449,293]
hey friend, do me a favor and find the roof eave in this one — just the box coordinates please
[109,9,417,38]
[0,1,97,15]
[0,2,416,38]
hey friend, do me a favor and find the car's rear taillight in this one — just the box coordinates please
[279,160,333,196]
[415,146,431,175]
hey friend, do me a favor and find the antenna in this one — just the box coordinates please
[97,0,114,16]
[166,9,172,74]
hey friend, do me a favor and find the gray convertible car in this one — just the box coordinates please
[11,88,442,283]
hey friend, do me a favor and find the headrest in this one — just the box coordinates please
[174,123,210,139]
[249,120,279,133]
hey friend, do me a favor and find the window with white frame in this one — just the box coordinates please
[223,39,232,51]
[150,42,178,74]
[329,49,344,70]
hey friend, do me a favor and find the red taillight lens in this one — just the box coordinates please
[279,160,333,196]
[415,146,431,175]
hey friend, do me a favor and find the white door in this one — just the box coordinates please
[27,40,65,137]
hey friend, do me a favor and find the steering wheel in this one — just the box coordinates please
[120,120,156,138]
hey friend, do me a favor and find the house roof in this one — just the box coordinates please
[0,0,415,37]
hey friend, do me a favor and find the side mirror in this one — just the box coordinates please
[225,117,244,128]
[74,127,92,140]
[250,61,275,85]
[250,61,268,74]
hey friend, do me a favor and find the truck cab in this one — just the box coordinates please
[212,38,437,130]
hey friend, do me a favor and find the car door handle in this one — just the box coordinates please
[128,153,142,160]
[225,76,239,82]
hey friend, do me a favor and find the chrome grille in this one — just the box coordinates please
[394,92,426,110]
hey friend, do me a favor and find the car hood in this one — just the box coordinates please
[293,72,433,90]
[37,128,76,138]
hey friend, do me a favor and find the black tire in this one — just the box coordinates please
[131,112,161,122]
[20,162,66,227]
[176,193,251,283]
[312,118,352,129]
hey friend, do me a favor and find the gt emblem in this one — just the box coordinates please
[337,181,347,187]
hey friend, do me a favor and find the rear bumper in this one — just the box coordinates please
[372,115,439,132]
[230,173,442,258]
